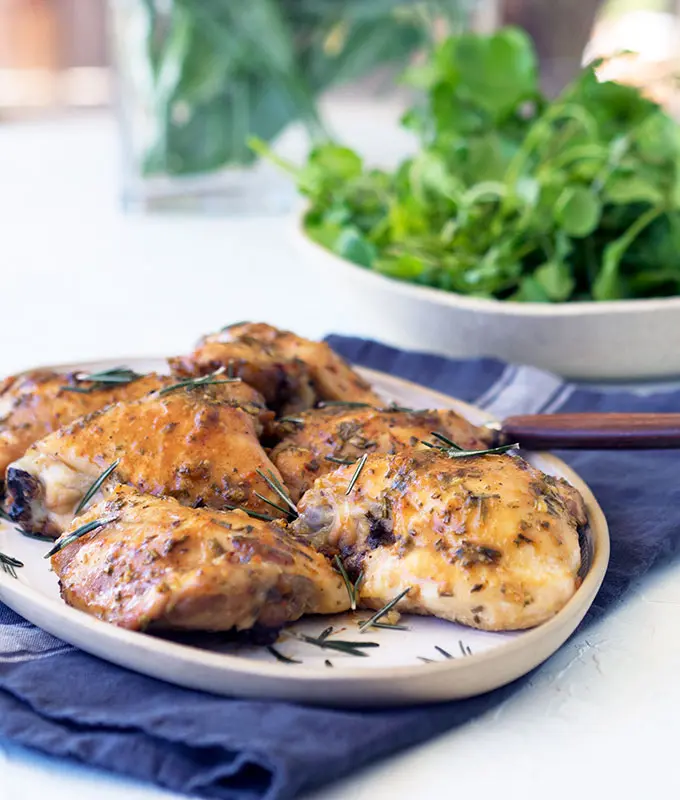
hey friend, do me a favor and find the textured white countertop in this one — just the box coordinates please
[1,113,680,800]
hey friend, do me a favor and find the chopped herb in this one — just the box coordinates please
[333,555,362,611]
[459,640,473,657]
[44,516,118,558]
[358,587,410,633]
[0,552,24,578]
[256,469,298,517]
[74,459,120,515]
[267,646,301,664]
[297,633,379,658]
[435,645,454,659]
[325,455,358,466]
[61,366,143,393]
[223,503,276,523]
[345,453,368,496]
[324,659,333,668]
[418,656,435,663]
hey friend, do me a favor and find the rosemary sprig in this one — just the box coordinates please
[44,515,118,559]
[297,633,379,658]
[333,555,362,611]
[253,492,290,517]
[61,367,142,393]
[267,646,301,664]
[0,552,24,578]
[423,431,519,459]
[256,469,297,517]
[358,587,410,633]
[325,455,358,466]
[158,373,242,396]
[223,503,276,523]
[318,401,373,409]
[345,453,368,496]
[74,459,120,515]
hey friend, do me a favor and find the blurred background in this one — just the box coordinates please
[1,0,678,210]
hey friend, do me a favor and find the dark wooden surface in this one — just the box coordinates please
[501,413,680,450]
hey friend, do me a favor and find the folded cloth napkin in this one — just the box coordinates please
[2,336,680,800]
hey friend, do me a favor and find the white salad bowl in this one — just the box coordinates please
[293,220,680,381]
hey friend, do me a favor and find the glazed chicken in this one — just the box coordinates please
[0,369,173,479]
[170,322,382,414]
[51,486,349,631]
[293,450,587,631]
[271,406,492,501]
[5,380,286,537]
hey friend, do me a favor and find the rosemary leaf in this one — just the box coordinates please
[318,626,334,641]
[297,634,379,658]
[20,530,54,543]
[435,645,454,659]
[334,555,359,611]
[253,491,290,517]
[325,455,358,466]
[418,656,435,663]
[423,432,519,459]
[279,417,305,426]
[158,376,242,396]
[0,507,12,523]
[372,622,409,631]
[358,587,410,633]
[318,401,373,409]
[324,659,333,668]
[61,367,143,393]
[267,645,301,664]
[223,503,276,523]
[44,515,118,559]
[0,552,24,578]
[345,453,368,496]
[256,469,297,517]
[74,459,120,516]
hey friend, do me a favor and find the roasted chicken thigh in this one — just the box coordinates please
[293,450,587,631]
[170,322,382,414]
[0,369,171,478]
[6,381,286,537]
[271,406,492,501]
[51,486,349,631]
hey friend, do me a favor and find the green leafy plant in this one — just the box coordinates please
[130,0,476,176]
[260,26,680,302]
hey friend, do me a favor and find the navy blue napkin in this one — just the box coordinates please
[2,336,680,800]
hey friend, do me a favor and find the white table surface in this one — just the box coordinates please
[2,112,680,800]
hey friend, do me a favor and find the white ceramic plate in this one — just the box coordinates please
[293,219,680,381]
[0,358,609,706]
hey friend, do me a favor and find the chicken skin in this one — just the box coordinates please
[0,369,173,479]
[271,406,492,501]
[51,486,349,631]
[170,322,382,414]
[293,450,587,631]
[5,381,286,537]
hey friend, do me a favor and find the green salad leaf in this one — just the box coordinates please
[265,27,680,302]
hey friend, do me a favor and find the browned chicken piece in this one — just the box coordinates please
[0,369,173,479]
[51,486,349,631]
[293,450,588,631]
[271,406,493,501]
[5,380,286,538]
[169,322,382,414]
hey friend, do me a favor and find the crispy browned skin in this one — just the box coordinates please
[52,486,349,631]
[170,322,382,414]
[6,381,286,537]
[271,406,492,501]
[293,451,587,631]
[0,371,173,477]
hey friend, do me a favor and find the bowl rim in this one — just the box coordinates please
[293,214,680,318]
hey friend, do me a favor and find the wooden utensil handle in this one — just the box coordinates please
[501,413,680,450]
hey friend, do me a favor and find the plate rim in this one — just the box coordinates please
[0,357,610,690]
